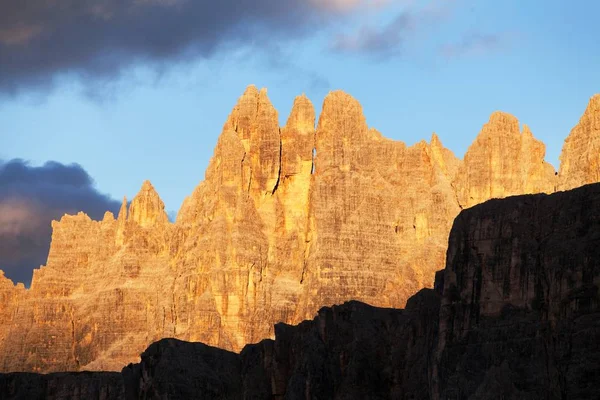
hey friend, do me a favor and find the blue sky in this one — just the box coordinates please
[2,0,599,215]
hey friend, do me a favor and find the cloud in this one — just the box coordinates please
[0,159,121,286]
[441,32,510,58]
[0,0,383,95]
[330,0,457,58]
[331,13,413,57]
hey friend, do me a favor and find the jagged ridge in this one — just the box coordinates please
[0,88,598,373]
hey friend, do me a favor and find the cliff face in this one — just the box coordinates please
[454,112,556,208]
[0,88,597,373]
[435,183,600,399]
[0,272,25,360]
[2,182,598,399]
[0,183,173,372]
[558,94,600,190]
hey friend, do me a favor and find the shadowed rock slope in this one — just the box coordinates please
[0,89,598,373]
[1,182,599,399]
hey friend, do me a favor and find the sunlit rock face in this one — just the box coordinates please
[0,183,173,372]
[558,94,600,190]
[0,87,597,373]
[453,111,556,209]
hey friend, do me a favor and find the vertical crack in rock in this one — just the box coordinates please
[300,260,307,284]
[271,134,282,195]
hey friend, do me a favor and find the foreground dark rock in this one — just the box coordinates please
[435,182,600,399]
[121,293,439,400]
[0,372,123,399]
[2,183,599,399]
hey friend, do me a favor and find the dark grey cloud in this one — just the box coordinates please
[0,0,369,95]
[0,159,121,286]
[440,32,508,58]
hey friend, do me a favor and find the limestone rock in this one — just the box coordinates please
[0,182,174,373]
[301,91,461,316]
[0,88,598,374]
[0,272,25,362]
[128,181,169,228]
[454,112,556,208]
[558,94,600,190]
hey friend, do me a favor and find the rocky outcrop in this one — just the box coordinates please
[2,182,599,399]
[0,272,25,360]
[558,94,600,190]
[454,112,556,208]
[303,91,461,313]
[0,183,173,373]
[0,87,598,373]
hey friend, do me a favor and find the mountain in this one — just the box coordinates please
[2,182,599,399]
[0,88,598,373]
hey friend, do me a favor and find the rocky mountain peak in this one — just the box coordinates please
[224,85,277,142]
[430,132,442,148]
[285,94,315,134]
[316,90,368,173]
[281,95,315,182]
[102,211,115,222]
[487,110,520,130]
[128,181,169,228]
[454,111,555,208]
[117,196,127,221]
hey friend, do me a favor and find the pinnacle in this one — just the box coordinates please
[140,180,157,193]
[482,111,520,137]
[239,85,269,103]
[285,94,315,131]
[293,93,312,103]
[102,211,115,222]
[522,124,534,137]
[488,111,519,124]
[324,90,355,103]
[117,196,128,221]
[128,179,169,228]
[321,90,363,116]
[133,181,163,205]
[243,84,259,96]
